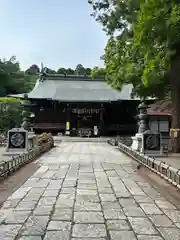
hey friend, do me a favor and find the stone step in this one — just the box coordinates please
[53,136,109,143]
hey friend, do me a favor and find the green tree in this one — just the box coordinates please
[90,67,106,79]
[66,68,75,74]
[89,0,164,95]
[57,67,67,74]
[25,64,40,75]
[132,1,180,151]
[88,0,139,35]
[45,68,56,74]
[0,56,36,96]
[88,1,151,94]
[89,0,180,152]
[85,68,92,76]
[75,64,86,75]
[0,98,22,133]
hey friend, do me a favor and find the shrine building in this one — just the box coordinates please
[10,73,170,137]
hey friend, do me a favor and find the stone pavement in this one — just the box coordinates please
[0,142,180,239]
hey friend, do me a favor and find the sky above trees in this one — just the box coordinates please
[0,0,107,70]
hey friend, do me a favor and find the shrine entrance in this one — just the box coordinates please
[71,107,101,137]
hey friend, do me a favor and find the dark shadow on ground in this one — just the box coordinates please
[138,165,180,208]
[0,162,40,206]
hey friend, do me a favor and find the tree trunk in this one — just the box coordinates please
[170,56,180,153]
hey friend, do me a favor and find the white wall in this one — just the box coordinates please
[149,116,170,133]
[159,120,169,132]
[149,120,159,132]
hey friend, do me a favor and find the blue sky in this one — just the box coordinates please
[0,0,107,70]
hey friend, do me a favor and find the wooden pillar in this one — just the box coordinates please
[99,103,104,136]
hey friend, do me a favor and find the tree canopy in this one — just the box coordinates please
[0,97,22,133]
[0,59,105,97]
[89,0,180,151]
[89,1,178,96]
[25,64,40,75]
[57,65,92,76]
[0,56,36,96]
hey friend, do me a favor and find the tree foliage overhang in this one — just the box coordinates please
[88,0,180,99]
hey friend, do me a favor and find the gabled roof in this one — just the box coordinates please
[147,100,172,116]
[9,74,140,102]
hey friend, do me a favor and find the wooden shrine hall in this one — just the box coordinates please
[10,73,145,137]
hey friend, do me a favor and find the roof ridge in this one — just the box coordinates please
[41,73,104,82]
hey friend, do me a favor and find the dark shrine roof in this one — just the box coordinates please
[147,100,172,116]
[10,74,140,102]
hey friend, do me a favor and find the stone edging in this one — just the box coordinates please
[107,139,180,189]
[0,137,54,181]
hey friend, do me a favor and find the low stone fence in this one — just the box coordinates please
[0,133,54,180]
[110,135,172,150]
[108,136,132,147]
[107,139,180,189]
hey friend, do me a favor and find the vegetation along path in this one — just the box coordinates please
[0,142,180,239]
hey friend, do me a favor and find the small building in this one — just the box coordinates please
[147,101,171,136]
[11,73,146,136]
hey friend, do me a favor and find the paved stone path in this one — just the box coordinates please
[0,142,180,239]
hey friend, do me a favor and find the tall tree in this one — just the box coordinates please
[89,0,180,152]
[66,68,75,74]
[0,56,35,96]
[46,68,56,74]
[57,68,67,74]
[91,67,106,79]
[132,1,180,151]
[75,64,86,75]
[85,68,92,76]
[88,0,149,94]
[25,64,40,75]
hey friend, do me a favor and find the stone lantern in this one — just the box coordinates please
[137,102,149,133]
[131,101,149,151]
[21,94,35,131]
[131,101,163,156]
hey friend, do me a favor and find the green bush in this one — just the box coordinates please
[0,98,22,134]
[0,97,21,103]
